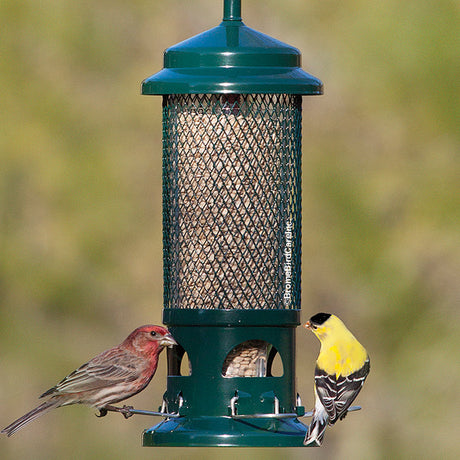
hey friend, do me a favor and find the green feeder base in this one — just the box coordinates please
[143,416,308,447]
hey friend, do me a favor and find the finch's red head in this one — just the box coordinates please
[123,325,177,355]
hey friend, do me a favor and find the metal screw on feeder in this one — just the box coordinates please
[142,0,322,447]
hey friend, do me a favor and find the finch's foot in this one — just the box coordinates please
[120,405,134,419]
[99,404,134,419]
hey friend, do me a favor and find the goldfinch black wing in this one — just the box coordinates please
[334,358,370,422]
[315,357,370,425]
[314,367,339,422]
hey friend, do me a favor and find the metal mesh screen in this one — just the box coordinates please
[163,94,302,310]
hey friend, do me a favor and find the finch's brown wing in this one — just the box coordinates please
[40,347,146,397]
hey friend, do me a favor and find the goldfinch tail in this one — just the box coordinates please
[304,396,328,446]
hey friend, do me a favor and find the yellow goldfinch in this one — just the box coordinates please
[303,312,370,446]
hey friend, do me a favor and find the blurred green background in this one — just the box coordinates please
[1,0,458,459]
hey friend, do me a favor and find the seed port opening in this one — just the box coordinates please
[267,347,284,377]
[180,351,192,376]
[222,340,284,377]
[167,345,192,376]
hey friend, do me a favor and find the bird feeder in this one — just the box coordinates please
[142,0,322,447]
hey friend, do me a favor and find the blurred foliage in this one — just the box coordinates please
[1,0,459,459]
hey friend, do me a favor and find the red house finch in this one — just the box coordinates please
[2,325,177,437]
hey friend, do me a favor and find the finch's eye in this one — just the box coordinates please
[311,323,317,330]
[150,331,157,337]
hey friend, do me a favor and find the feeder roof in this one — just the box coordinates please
[142,16,323,95]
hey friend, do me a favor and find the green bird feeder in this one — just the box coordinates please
[142,0,322,447]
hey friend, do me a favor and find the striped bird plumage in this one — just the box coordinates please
[2,325,176,437]
[38,347,156,408]
[315,358,370,424]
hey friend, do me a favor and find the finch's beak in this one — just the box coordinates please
[304,321,312,330]
[160,333,178,348]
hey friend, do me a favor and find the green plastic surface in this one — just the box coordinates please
[143,416,308,447]
[162,308,300,326]
[142,0,322,95]
[143,309,308,447]
[161,313,298,417]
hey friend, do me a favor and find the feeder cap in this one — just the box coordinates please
[142,1,322,95]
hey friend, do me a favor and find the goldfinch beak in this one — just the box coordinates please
[304,321,312,330]
[160,333,178,348]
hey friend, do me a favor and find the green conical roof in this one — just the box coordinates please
[142,1,322,95]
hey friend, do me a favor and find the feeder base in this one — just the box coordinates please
[143,416,309,447]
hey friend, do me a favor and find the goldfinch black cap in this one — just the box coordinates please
[310,313,331,325]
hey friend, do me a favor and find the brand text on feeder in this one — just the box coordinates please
[283,220,293,306]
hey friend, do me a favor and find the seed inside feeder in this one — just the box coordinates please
[222,340,270,377]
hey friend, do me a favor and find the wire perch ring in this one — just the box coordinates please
[105,394,361,420]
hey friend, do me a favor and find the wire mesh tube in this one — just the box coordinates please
[162,94,301,376]
[163,94,302,311]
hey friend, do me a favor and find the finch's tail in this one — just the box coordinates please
[1,400,60,437]
[304,396,329,447]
